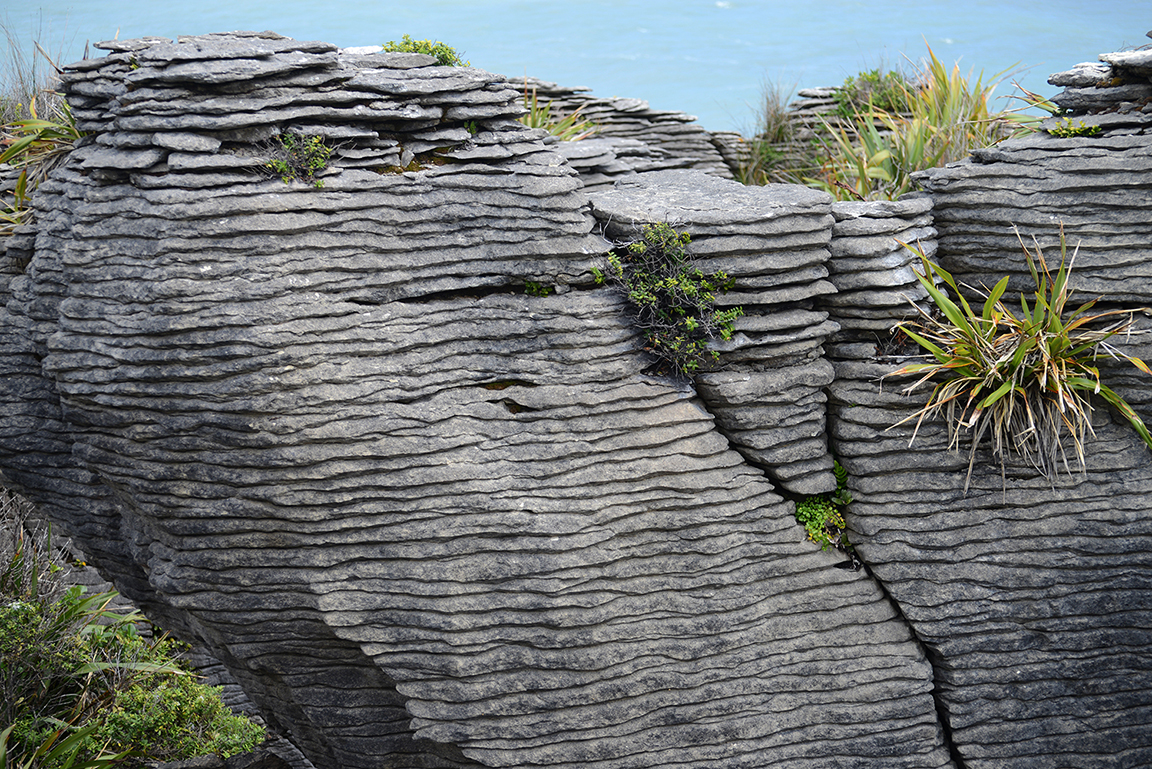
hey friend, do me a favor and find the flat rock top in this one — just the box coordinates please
[588,169,831,226]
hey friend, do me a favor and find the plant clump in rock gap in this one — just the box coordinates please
[594,222,743,378]
[887,226,1152,491]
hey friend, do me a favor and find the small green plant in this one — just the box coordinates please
[806,44,1019,201]
[596,222,742,376]
[381,35,468,67]
[794,461,853,551]
[1047,118,1102,138]
[518,85,598,141]
[888,227,1152,491]
[1,93,83,238]
[264,132,332,187]
[834,67,912,117]
[524,281,554,297]
[0,722,129,769]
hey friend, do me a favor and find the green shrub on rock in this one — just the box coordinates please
[595,222,742,377]
[794,461,853,552]
[381,35,468,67]
[1,495,264,767]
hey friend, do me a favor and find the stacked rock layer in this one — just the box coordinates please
[829,357,1152,768]
[521,76,734,182]
[915,37,1152,303]
[821,196,938,353]
[0,32,954,769]
[588,170,840,495]
[830,36,1152,768]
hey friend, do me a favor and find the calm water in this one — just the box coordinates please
[3,1,1149,132]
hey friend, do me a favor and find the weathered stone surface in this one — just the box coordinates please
[914,130,1152,303]
[521,76,735,181]
[589,170,839,493]
[828,356,1152,768]
[0,32,952,769]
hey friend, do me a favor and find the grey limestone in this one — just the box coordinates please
[0,31,952,769]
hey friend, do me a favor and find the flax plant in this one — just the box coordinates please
[519,85,598,141]
[888,227,1152,490]
[811,43,1018,201]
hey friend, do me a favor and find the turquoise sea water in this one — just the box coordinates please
[3,1,1149,132]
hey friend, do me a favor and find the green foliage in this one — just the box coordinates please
[794,461,853,551]
[597,222,742,376]
[1,494,263,767]
[1,94,83,239]
[523,281,554,297]
[888,227,1152,491]
[264,132,332,187]
[834,68,912,116]
[0,723,129,769]
[93,674,262,762]
[518,86,598,141]
[810,45,1018,201]
[1047,118,1102,138]
[381,35,468,67]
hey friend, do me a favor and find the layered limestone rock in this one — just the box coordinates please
[521,76,735,182]
[826,36,1152,767]
[829,357,1152,768]
[914,35,1152,303]
[588,169,840,495]
[821,196,937,350]
[0,32,953,769]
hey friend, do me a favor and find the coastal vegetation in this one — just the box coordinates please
[740,44,1028,200]
[888,229,1152,490]
[0,35,79,239]
[518,85,598,141]
[594,222,742,377]
[380,35,468,67]
[1,491,265,768]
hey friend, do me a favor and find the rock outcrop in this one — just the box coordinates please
[588,170,840,495]
[0,32,954,769]
[830,34,1152,768]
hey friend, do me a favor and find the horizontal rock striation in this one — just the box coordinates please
[822,196,938,352]
[589,169,840,495]
[915,38,1152,304]
[521,76,735,181]
[0,32,954,769]
[829,357,1152,768]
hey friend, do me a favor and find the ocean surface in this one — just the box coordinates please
[2,1,1149,133]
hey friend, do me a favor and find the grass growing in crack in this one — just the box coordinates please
[887,226,1152,491]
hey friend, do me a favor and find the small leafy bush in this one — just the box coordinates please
[1,492,264,767]
[888,227,1152,490]
[264,132,332,187]
[795,461,853,551]
[595,223,742,376]
[1047,118,1102,138]
[381,35,468,67]
[834,67,912,116]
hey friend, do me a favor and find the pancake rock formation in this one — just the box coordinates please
[0,31,952,769]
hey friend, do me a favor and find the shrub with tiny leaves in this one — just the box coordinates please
[381,35,468,67]
[794,461,853,551]
[595,222,742,376]
[264,132,332,187]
